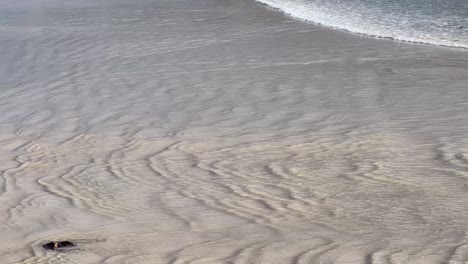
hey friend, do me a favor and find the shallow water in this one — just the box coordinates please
[256,0,468,48]
[1,0,468,263]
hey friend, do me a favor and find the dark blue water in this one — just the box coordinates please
[256,0,468,48]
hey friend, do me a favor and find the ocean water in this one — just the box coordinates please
[256,0,468,48]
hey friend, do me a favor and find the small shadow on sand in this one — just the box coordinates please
[42,241,76,251]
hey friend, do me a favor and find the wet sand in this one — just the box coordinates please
[1,0,468,263]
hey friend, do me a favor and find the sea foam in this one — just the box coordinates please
[256,0,468,49]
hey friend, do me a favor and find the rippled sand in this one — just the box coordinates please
[1,0,468,263]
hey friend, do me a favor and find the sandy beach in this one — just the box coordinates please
[1,0,468,263]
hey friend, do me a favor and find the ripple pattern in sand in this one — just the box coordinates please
[0,133,467,263]
[2,0,468,263]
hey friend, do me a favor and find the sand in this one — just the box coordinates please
[1,0,468,263]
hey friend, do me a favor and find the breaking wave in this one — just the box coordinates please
[256,0,468,48]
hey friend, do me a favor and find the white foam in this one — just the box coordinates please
[256,0,468,49]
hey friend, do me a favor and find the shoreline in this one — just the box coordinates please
[254,0,468,50]
[1,0,468,263]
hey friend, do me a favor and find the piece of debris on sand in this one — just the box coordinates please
[42,241,75,251]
